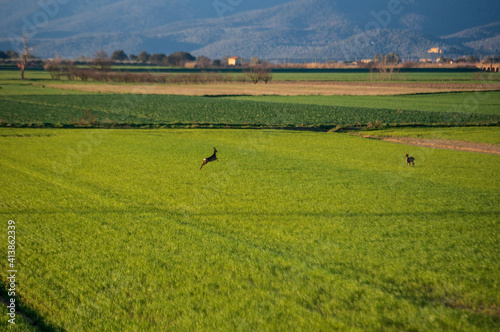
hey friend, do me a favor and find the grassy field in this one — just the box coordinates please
[100,66,499,83]
[273,71,500,83]
[2,69,500,84]
[0,128,499,331]
[0,304,34,332]
[357,127,500,145]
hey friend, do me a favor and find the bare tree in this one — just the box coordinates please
[370,61,399,81]
[197,56,211,68]
[259,67,273,84]
[244,68,261,84]
[44,56,77,81]
[371,53,400,81]
[19,36,33,80]
[244,66,273,84]
[93,50,111,71]
[44,56,62,80]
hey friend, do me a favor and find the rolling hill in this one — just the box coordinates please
[0,0,498,60]
[442,22,500,53]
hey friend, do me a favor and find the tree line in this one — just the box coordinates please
[82,50,262,68]
[42,49,273,83]
[112,50,197,66]
[1,45,266,75]
[42,65,272,85]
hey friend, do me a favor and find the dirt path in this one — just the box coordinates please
[362,135,500,155]
[48,81,500,96]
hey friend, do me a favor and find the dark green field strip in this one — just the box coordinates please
[226,91,500,114]
[0,96,152,125]
[1,94,499,129]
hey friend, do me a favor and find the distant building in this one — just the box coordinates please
[361,59,372,63]
[228,56,242,66]
[428,47,443,54]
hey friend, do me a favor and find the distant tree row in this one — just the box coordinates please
[437,55,480,64]
[455,55,480,63]
[91,50,267,68]
[126,50,196,66]
[479,56,499,64]
[0,49,39,62]
[370,53,487,65]
[373,52,401,64]
[89,50,197,67]
[121,50,255,68]
[0,50,20,59]
[42,64,268,84]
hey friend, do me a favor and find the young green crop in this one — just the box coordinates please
[0,129,498,331]
[226,91,500,114]
[1,94,498,128]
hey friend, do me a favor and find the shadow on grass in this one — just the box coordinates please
[0,280,65,332]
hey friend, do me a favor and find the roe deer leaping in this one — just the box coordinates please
[200,148,218,170]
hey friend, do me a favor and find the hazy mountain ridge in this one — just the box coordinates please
[0,0,498,60]
[441,22,500,53]
[442,22,500,41]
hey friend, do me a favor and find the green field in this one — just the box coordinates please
[0,304,34,332]
[2,69,500,84]
[357,127,500,145]
[227,91,500,114]
[1,93,499,129]
[0,128,499,331]
[272,71,500,83]
[0,84,92,96]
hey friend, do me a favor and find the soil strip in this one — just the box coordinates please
[47,81,500,96]
[362,135,500,155]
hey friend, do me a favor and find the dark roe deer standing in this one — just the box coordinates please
[406,153,415,167]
